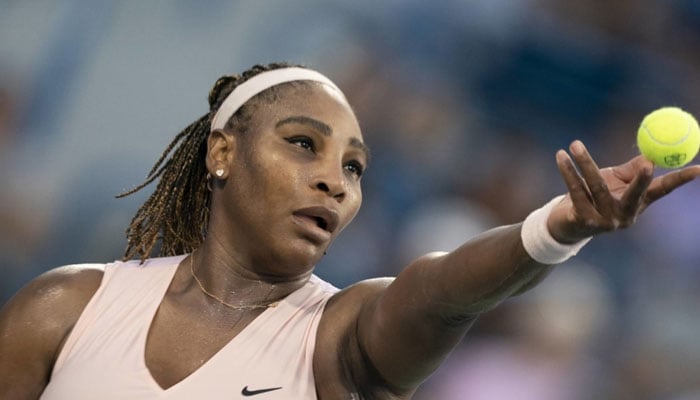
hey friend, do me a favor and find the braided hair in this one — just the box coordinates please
[118,62,302,261]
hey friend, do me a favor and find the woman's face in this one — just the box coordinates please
[211,83,367,276]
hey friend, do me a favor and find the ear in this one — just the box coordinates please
[206,129,236,179]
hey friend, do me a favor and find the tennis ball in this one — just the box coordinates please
[637,107,700,168]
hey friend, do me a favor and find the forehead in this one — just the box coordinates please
[253,83,362,139]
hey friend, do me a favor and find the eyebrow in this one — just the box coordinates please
[350,137,371,164]
[276,116,332,136]
[276,115,371,163]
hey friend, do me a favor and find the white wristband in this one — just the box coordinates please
[521,195,592,264]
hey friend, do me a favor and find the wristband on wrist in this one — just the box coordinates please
[521,195,592,264]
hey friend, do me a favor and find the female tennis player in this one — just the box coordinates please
[1,63,698,399]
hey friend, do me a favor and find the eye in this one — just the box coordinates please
[286,136,315,152]
[345,160,364,178]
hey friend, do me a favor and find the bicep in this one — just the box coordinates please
[354,258,476,394]
[0,265,103,398]
[352,225,547,393]
[0,292,56,398]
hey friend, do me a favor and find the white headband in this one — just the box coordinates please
[210,67,342,131]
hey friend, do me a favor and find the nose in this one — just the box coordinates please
[313,173,346,202]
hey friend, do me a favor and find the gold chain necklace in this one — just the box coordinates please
[190,252,279,310]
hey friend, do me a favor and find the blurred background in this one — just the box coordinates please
[2,0,700,398]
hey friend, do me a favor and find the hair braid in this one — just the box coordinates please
[119,62,301,261]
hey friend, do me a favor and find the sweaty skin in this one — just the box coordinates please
[1,82,699,399]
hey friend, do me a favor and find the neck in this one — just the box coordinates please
[187,237,312,306]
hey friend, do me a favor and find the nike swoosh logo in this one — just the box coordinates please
[241,386,283,396]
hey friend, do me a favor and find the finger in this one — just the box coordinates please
[611,155,652,183]
[556,149,595,214]
[646,164,700,203]
[569,140,615,215]
[619,162,653,218]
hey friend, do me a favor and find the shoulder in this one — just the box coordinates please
[312,277,395,351]
[0,263,105,395]
[2,263,105,317]
[314,277,396,396]
[324,277,393,317]
[317,277,394,352]
[0,264,105,359]
[17,263,105,314]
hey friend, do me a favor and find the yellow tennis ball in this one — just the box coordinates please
[637,107,700,168]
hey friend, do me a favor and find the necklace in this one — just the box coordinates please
[189,252,280,310]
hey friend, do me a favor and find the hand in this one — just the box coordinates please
[547,140,700,243]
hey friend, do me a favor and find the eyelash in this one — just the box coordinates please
[345,161,364,177]
[285,136,364,178]
[287,136,315,151]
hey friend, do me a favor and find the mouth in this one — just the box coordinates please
[293,206,340,235]
[313,216,328,231]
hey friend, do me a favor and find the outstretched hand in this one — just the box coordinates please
[547,140,700,243]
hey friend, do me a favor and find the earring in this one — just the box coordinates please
[206,173,213,191]
[215,169,224,177]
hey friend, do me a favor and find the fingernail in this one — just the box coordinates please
[571,140,584,155]
[556,150,567,163]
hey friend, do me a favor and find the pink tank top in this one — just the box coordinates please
[41,255,338,399]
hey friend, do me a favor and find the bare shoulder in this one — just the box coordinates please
[317,277,394,346]
[0,263,105,352]
[331,277,394,306]
[1,263,105,323]
[315,277,400,399]
[0,264,105,397]
[323,277,394,325]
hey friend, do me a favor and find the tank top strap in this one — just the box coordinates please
[52,255,184,373]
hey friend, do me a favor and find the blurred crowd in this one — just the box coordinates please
[1,1,699,398]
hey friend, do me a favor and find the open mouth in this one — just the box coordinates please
[293,206,339,234]
[313,216,328,231]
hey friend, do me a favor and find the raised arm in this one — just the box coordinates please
[353,140,700,396]
[0,265,103,399]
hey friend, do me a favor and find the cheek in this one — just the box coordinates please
[352,188,363,213]
[256,177,300,210]
[244,154,301,194]
[341,188,363,228]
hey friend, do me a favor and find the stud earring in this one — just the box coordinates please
[215,169,224,177]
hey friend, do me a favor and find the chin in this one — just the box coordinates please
[269,244,324,275]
